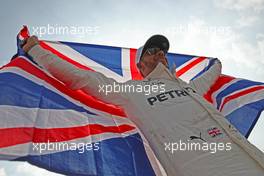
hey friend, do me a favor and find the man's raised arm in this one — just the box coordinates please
[189,58,222,96]
[23,36,127,106]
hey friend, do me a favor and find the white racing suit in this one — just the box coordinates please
[29,45,264,176]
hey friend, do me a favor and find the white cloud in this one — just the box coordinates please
[0,168,7,176]
[214,0,264,28]
[16,163,63,176]
[214,0,264,12]
[257,33,264,58]
[236,15,259,27]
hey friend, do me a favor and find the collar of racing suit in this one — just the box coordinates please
[144,62,176,81]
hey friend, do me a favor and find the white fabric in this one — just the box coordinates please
[29,45,264,176]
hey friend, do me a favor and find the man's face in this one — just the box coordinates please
[138,47,169,77]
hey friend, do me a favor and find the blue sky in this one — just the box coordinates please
[0,0,264,175]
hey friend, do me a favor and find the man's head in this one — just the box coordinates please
[136,35,170,77]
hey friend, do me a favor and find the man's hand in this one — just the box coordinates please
[22,36,39,53]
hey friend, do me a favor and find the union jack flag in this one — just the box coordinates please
[0,26,263,175]
[207,127,223,137]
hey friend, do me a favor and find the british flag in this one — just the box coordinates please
[0,26,263,175]
[207,127,223,137]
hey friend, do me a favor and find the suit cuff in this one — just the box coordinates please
[28,44,46,60]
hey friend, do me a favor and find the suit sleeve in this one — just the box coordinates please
[189,58,222,96]
[28,44,128,106]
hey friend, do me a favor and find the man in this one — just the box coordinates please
[23,35,264,176]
